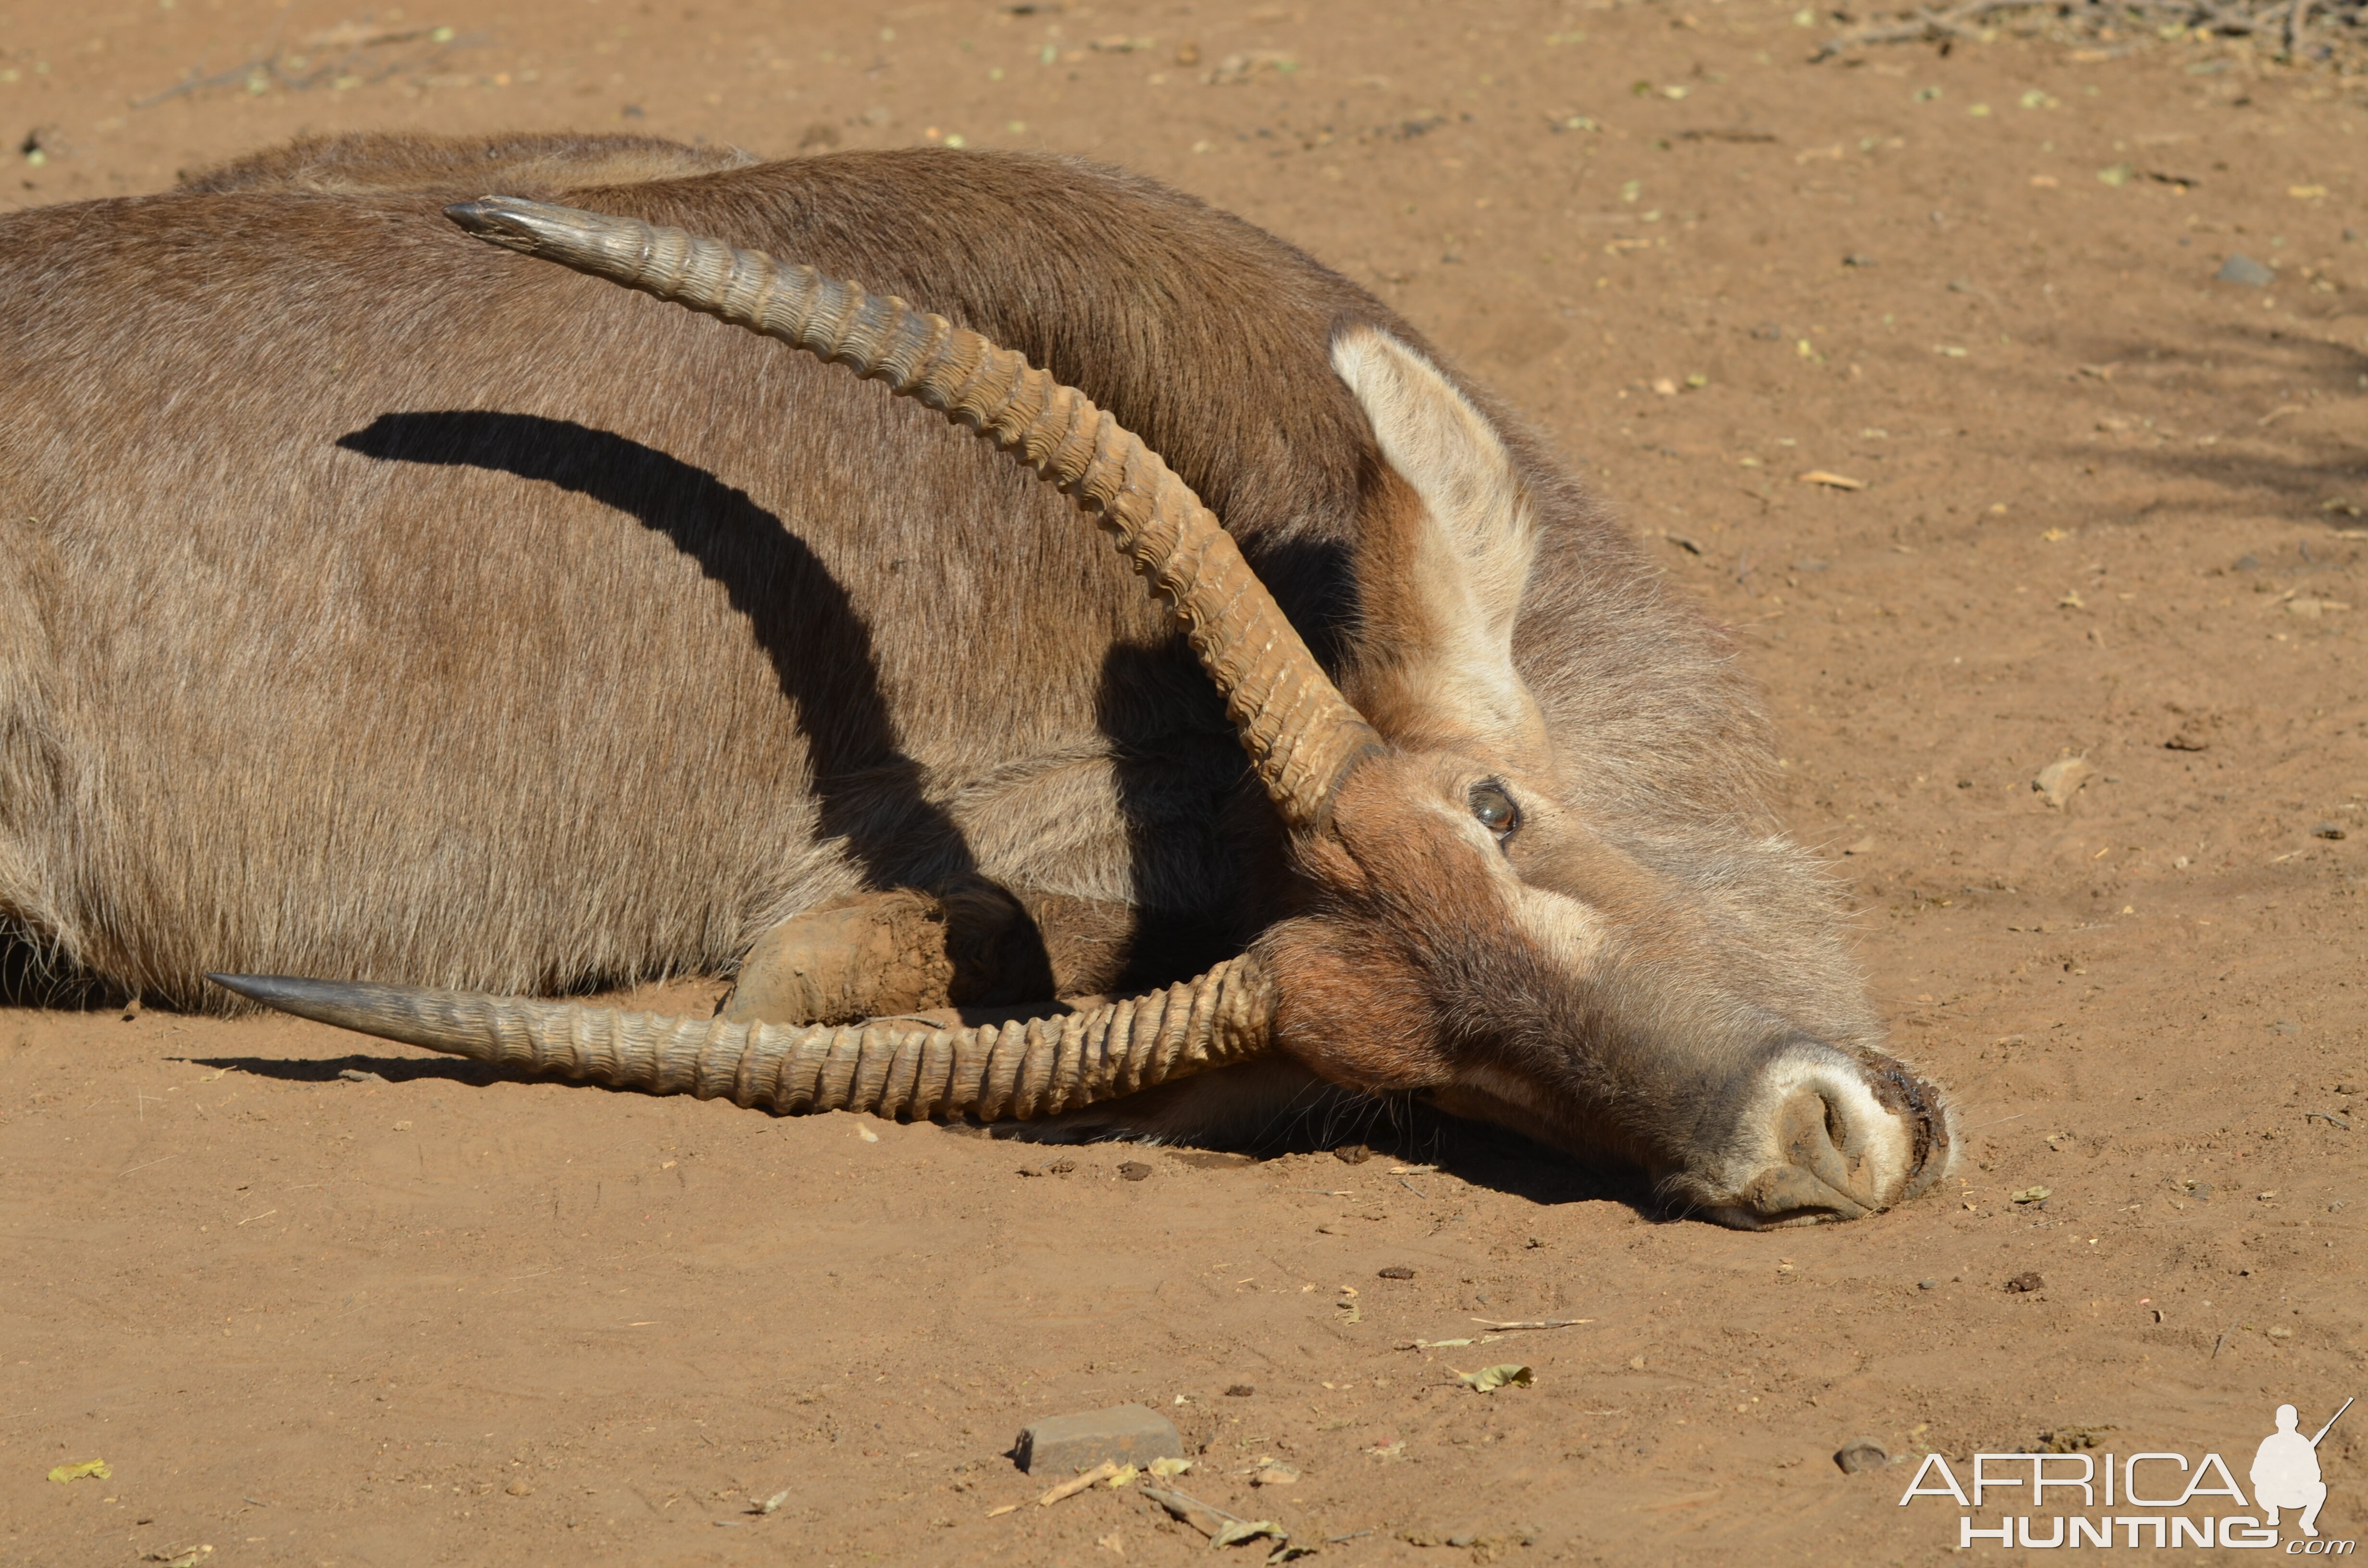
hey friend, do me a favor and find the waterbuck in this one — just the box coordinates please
[0,133,1952,1226]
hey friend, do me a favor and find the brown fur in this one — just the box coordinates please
[0,133,1927,1215]
[0,134,1798,1012]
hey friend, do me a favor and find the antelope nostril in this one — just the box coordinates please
[1777,1086,1858,1189]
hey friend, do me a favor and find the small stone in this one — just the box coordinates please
[1116,1161,1153,1181]
[1013,1404,1186,1475]
[2033,756,2092,809]
[1250,1459,1299,1486]
[1843,253,1876,267]
[1378,1265,1416,1280]
[2004,1271,2046,1294]
[1224,1384,1256,1398]
[1834,1438,1888,1474]
[2217,252,2275,287]
[1332,1144,1373,1164]
[505,1478,534,1497]
[1918,1278,1938,1290]
[2313,823,2346,840]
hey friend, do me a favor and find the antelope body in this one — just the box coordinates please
[0,133,1953,1225]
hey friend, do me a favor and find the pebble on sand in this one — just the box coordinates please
[2216,253,2275,287]
[1834,1437,1889,1473]
[2033,756,2091,809]
[1013,1404,1186,1475]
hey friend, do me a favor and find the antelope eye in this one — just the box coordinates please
[1469,782,1519,837]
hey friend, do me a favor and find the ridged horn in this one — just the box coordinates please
[209,957,1272,1121]
[444,194,1381,828]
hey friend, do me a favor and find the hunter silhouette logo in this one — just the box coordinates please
[1898,1395,2355,1550]
[2257,1398,2352,1539]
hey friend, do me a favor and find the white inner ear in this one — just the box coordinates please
[1332,325,1543,747]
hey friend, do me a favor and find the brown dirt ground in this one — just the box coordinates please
[4,1,2366,1564]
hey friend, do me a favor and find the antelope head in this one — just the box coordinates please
[216,197,1954,1227]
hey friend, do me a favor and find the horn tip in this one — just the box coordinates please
[443,196,551,255]
[206,971,383,1024]
[207,971,302,1005]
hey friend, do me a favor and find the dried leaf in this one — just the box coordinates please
[1796,470,1866,490]
[1212,1519,1289,1548]
[49,1459,111,1484]
[1457,1363,1535,1392]
[2011,1185,2053,1204]
[1147,1456,1194,1479]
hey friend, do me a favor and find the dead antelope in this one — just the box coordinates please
[0,134,1952,1225]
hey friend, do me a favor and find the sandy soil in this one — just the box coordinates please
[3,1,2365,1564]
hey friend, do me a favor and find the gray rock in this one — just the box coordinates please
[2217,253,2275,287]
[1013,1404,1186,1474]
[1835,1437,1889,1474]
[2034,756,2092,809]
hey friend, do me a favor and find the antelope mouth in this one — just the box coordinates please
[1688,1043,1957,1230]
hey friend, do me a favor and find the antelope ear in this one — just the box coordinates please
[1331,325,1547,756]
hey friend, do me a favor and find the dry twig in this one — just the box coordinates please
[1469,1316,1596,1331]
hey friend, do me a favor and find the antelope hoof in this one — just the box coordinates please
[1692,1044,1955,1229]
[723,880,1061,1027]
